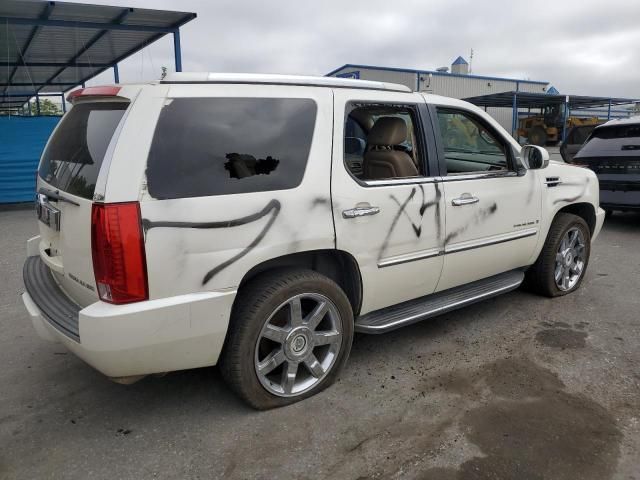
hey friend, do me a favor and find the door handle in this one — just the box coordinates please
[452,194,479,206]
[342,206,380,218]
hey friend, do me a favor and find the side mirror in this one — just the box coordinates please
[521,145,550,170]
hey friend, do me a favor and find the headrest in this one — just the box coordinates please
[367,117,408,146]
[345,136,366,155]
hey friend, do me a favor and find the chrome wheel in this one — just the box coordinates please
[554,227,586,291]
[254,293,342,397]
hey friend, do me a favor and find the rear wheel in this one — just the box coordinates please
[528,126,548,146]
[525,213,591,297]
[219,269,354,409]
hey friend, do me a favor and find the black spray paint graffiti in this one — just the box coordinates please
[142,199,281,285]
[310,197,330,208]
[525,171,537,205]
[378,184,441,261]
[444,202,498,245]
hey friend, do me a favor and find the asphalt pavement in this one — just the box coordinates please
[0,206,638,480]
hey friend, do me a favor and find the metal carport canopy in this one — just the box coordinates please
[464,91,639,139]
[0,0,196,112]
[463,91,638,110]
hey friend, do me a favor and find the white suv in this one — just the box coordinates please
[22,73,605,409]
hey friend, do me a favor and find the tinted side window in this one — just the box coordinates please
[436,109,509,175]
[39,102,128,199]
[146,98,317,199]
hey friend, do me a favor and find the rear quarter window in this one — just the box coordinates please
[146,97,317,199]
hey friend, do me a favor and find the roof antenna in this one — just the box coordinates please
[469,48,474,74]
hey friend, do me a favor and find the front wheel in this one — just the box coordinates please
[219,269,354,409]
[525,213,591,297]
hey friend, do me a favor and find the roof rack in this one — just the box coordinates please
[161,72,412,92]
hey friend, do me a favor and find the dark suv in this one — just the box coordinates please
[571,117,640,213]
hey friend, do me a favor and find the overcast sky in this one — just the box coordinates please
[72,0,639,98]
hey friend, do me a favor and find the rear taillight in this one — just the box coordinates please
[91,202,148,304]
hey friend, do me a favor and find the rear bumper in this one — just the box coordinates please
[600,189,640,210]
[23,256,236,378]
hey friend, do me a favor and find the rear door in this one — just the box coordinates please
[36,88,137,306]
[431,104,541,291]
[331,89,445,315]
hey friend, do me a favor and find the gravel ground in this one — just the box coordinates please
[0,207,638,480]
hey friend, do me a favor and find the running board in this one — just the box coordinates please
[355,270,525,334]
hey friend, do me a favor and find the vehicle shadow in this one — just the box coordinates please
[39,289,518,423]
[59,287,536,415]
[601,211,640,232]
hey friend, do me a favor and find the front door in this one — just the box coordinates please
[331,89,445,315]
[432,105,542,291]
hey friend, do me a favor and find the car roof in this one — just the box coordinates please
[597,115,640,129]
[160,72,412,92]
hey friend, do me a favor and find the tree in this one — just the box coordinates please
[34,98,61,116]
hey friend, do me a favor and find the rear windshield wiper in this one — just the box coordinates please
[38,187,80,206]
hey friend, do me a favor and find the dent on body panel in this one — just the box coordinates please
[552,177,590,205]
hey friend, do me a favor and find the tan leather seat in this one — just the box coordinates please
[363,117,419,180]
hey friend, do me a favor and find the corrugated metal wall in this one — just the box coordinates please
[421,75,516,98]
[341,67,419,91]
[330,66,548,132]
[0,116,60,204]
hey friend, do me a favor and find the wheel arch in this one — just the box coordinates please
[237,249,363,317]
[556,202,596,235]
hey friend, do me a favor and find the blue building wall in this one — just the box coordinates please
[0,116,60,203]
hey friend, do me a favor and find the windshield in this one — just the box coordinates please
[39,102,128,199]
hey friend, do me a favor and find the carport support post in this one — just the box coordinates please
[27,99,32,116]
[173,29,182,72]
[113,64,120,84]
[562,95,569,142]
[35,94,41,116]
[60,93,66,113]
[607,99,612,120]
[511,92,518,139]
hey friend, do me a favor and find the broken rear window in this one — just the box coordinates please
[146,97,317,199]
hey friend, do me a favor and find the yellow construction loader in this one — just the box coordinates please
[518,104,600,146]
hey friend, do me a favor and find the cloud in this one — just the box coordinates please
[75,0,639,98]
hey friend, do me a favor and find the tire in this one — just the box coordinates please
[219,268,354,409]
[525,213,591,297]
[528,127,548,146]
